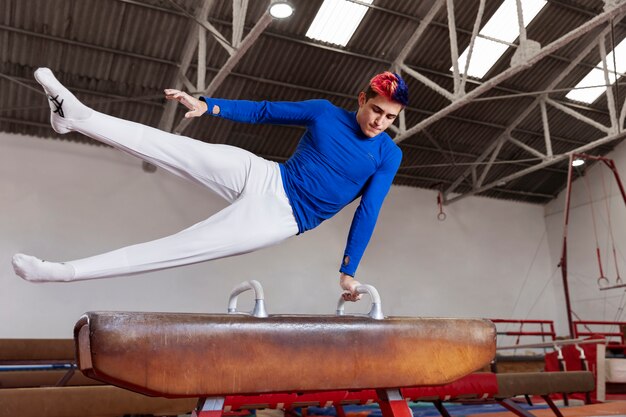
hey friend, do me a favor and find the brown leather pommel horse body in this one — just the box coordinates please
[74,282,496,417]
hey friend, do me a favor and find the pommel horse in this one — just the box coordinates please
[74,281,496,417]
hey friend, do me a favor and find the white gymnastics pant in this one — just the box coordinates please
[65,111,299,280]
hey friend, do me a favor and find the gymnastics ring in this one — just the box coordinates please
[597,276,610,288]
[227,279,268,318]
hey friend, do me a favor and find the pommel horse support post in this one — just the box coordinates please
[74,282,496,417]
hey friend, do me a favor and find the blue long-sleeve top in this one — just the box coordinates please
[200,98,402,276]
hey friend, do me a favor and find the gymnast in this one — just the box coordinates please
[12,68,407,301]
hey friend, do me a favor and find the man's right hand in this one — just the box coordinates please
[340,273,362,302]
[164,89,208,118]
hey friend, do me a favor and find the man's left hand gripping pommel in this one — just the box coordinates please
[164,89,208,119]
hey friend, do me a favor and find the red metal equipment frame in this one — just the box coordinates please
[491,318,557,345]
[573,320,626,346]
[560,153,626,337]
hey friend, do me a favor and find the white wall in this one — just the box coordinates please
[2,132,556,338]
[545,142,626,336]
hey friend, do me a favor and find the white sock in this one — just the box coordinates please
[34,67,93,134]
[12,254,76,283]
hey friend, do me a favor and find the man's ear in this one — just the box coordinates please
[358,91,367,107]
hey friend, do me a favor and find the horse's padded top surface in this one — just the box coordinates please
[75,312,496,398]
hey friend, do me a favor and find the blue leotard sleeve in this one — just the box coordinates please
[200,97,330,125]
[339,148,402,276]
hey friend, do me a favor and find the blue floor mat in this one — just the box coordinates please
[304,401,551,417]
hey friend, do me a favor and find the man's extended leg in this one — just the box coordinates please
[14,70,299,282]
[13,157,297,282]
[34,67,253,203]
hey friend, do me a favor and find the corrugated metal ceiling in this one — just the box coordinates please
[1,0,626,205]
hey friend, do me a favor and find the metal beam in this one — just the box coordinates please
[446,0,462,96]
[393,173,554,200]
[232,0,248,48]
[166,0,235,55]
[446,129,626,204]
[400,65,455,101]
[398,141,566,174]
[476,136,505,188]
[173,10,273,134]
[158,1,213,132]
[545,97,612,134]
[599,34,620,131]
[460,0,486,94]
[392,0,451,100]
[539,98,554,157]
[393,0,444,66]
[0,21,612,117]
[113,0,625,100]
[445,22,616,199]
[620,92,626,128]
[393,3,626,144]
[198,25,207,92]
[0,67,591,153]
[508,134,546,159]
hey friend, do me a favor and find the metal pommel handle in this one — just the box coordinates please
[336,284,384,320]
[227,280,268,318]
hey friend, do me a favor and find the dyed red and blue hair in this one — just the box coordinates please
[366,71,409,107]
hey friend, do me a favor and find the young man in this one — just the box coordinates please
[12,68,407,301]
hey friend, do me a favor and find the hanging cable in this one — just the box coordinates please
[522,267,560,320]
[436,191,446,221]
[571,311,593,335]
[613,289,626,322]
[508,230,547,318]
[581,171,609,287]
[600,167,622,284]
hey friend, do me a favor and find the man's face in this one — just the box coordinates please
[355,92,403,138]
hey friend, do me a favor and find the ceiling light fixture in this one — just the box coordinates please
[269,1,294,19]
[572,158,585,167]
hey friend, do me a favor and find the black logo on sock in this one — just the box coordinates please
[47,94,65,118]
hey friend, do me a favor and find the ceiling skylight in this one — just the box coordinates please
[566,38,626,104]
[454,0,547,78]
[306,0,373,47]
